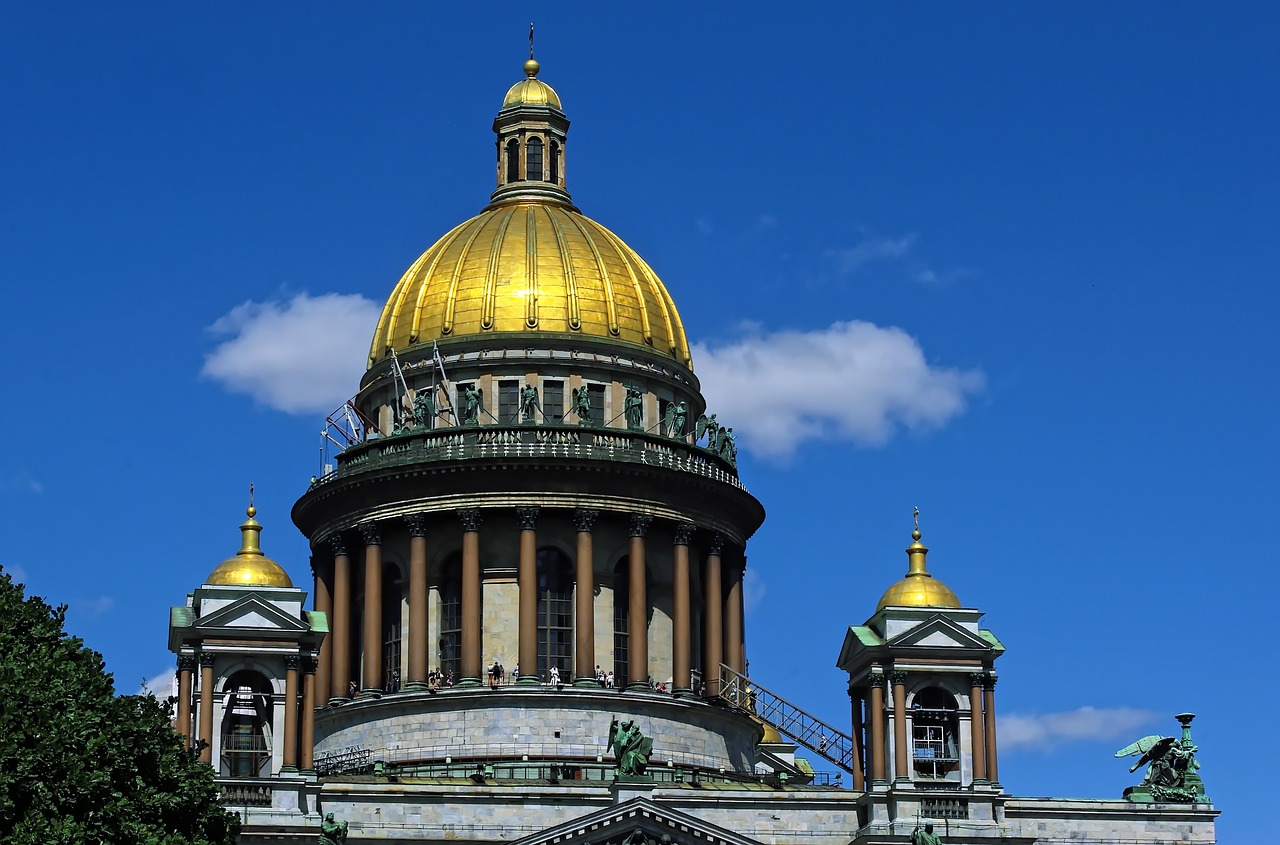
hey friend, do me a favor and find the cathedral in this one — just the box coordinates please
[167,55,1219,844]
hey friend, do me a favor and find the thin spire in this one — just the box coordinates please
[248,482,256,516]
[529,22,535,60]
[912,505,920,541]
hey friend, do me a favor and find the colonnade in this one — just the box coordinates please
[174,653,318,774]
[312,507,749,702]
[847,670,999,790]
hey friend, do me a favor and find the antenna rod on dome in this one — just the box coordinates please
[529,22,535,60]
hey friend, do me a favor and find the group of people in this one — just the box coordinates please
[427,668,456,690]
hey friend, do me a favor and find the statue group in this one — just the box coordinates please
[318,812,348,844]
[693,413,737,467]
[607,716,653,779]
[1115,713,1207,803]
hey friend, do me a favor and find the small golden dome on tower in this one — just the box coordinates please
[205,490,293,588]
[875,509,961,612]
[502,58,562,110]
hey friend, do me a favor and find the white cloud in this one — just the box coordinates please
[138,666,178,699]
[1000,706,1159,752]
[692,321,984,460]
[202,293,382,414]
[1,473,43,495]
[827,234,917,277]
[743,568,765,614]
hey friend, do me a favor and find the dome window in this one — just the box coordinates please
[505,139,520,184]
[549,141,560,183]
[526,137,544,181]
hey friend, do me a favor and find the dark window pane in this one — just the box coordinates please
[498,380,519,424]
[506,140,519,183]
[543,381,564,423]
[526,138,544,181]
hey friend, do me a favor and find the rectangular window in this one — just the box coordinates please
[587,384,606,426]
[440,588,461,681]
[383,621,401,690]
[543,381,565,423]
[498,380,520,424]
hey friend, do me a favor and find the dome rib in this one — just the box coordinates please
[524,206,538,328]
[441,216,491,336]
[543,205,582,330]
[410,222,470,345]
[481,209,516,330]
[561,210,621,336]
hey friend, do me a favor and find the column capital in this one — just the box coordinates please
[198,653,216,669]
[969,671,987,688]
[303,656,319,675]
[457,507,482,532]
[573,508,598,532]
[673,522,696,546]
[707,533,724,556]
[516,506,540,531]
[285,655,301,671]
[888,669,908,686]
[177,654,196,672]
[359,521,382,546]
[628,513,652,538]
[982,674,998,690]
[330,534,348,557]
[404,513,428,537]
[867,671,887,689]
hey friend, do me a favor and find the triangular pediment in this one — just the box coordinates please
[511,796,765,845]
[195,595,309,635]
[885,614,992,651]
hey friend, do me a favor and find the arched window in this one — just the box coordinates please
[526,137,544,182]
[505,139,520,183]
[536,548,574,680]
[911,687,960,781]
[549,140,560,183]
[439,561,462,682]
[613,558,629,682]
[220,670,273,778]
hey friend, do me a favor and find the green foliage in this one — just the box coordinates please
[0,569,239,844]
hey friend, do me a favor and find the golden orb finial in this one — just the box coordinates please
[524,58,540,77]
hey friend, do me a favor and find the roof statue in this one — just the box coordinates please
[607,717,653,780]
[910,821,944,845]
[1115,713,1207,803]
[318,812,348,845]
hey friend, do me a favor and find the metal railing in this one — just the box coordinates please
[716,664,857,775]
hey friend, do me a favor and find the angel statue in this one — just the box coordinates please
[318,812,348,845]
[461,384,484,426]
[607,716,653,778]
[572,386,594,427]
[1114,713,1204,803]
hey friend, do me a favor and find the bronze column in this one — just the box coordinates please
[281,655,299,772]
[311,555,332,707]
[671,522,695,697]
[198,653,215,764]
[702,535,724,698]
[330,536,351,702]
[849,687,866,791]
[517,507,540,684]
[359,522,383,697]
[891,670,909,783]
[626,514,652,690]
[969,672,987,785]
[300,657,317,773]
[869,673,886,786]
[573,509,598,686]
[724,558,744,677]
[458,508,482,686]
[405,515,428,690]
[983,675,1000,786]
[176,655,194,743]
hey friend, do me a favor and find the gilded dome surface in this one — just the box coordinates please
[205,506,293,588]
[369,200,692,368]
[502,59,562,110]
[874,530,961,612]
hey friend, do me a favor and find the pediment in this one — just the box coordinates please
[511,796,765,845]
[885,614,992,651]
[195,595,309,635]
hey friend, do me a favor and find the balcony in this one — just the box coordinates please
[314,424,746,491]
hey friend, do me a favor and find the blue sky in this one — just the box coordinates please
[2,4,1275,839]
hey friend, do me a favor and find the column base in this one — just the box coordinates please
[517,676,543,686]
[892,777,914,788]
[671,687,696,699]
[327,697,350,706]
[970,777,990,789]
[357,688,382,700]
[404,681,428,692]
[624,681,651,692]
[573,678,603,689]
[279,765,299,774]
[454,677,483,688]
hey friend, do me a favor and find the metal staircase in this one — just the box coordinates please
[715,663,857,774]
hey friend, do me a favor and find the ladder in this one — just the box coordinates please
[715,663,857,774]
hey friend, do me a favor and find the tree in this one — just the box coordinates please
[0,568,239,844]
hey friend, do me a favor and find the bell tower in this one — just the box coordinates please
[491,43,571,204]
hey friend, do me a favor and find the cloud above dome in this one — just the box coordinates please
[692,321,984,461]
[202,293,381,414]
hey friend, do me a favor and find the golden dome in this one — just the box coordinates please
[755,717,783,744]
[502,59,562,110]
[369,200,692,368]
[205,504,293,588]
[875,518,961,612]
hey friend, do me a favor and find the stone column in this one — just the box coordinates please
[869,673,887,786]
[330,536,352,702]
[311,556,332,707]
[573,509,598,686]
[281,656,299,772]
[359,522,383,697]
[671,522,695,697]
[626,514,652,690]
[198,653,215,764]
[983,675,1000,786]
[702,535,724,698]
[405,515,428,690]
[969,672,987,785]
[724,558,745,677]
[891,669,909,784]
[300,657,317,774]
[517,507,540,684]
[849,687,866,791]
[176,655,194,743]
[458,508,483,686]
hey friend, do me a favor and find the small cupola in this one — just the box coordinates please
[491,32,571,205]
